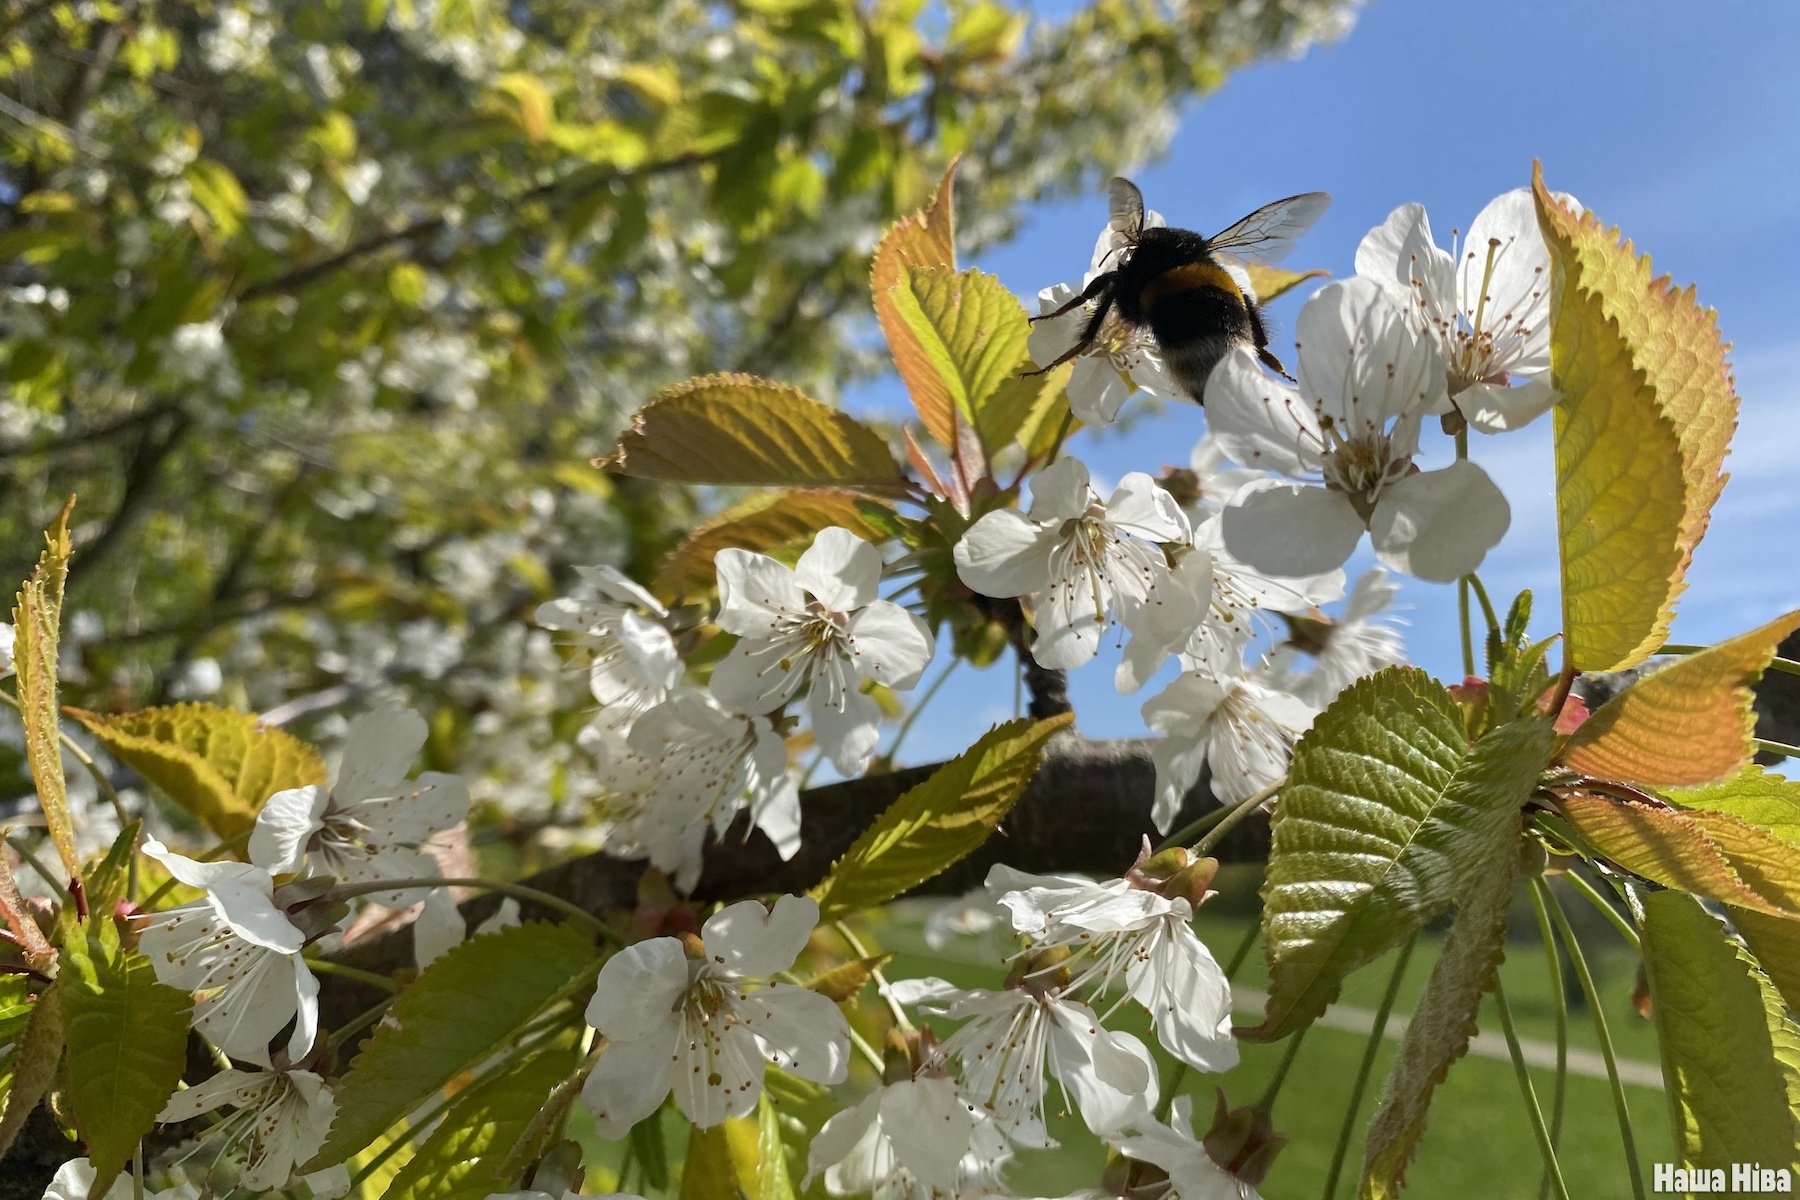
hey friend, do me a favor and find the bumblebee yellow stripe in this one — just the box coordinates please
[1139,261,1242,308]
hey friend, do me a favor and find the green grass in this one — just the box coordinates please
[576,871,1673,1200]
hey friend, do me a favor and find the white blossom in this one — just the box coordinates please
[157,1066,336,1192]
[535,565,682,731]
[991,866,1237,1073]
[137,840,320,1067]
[1141,651,1316,829]
[249,706,469,906]
[889,976,1157,1149]
[1029,283,1179,427]
[1270,567,1406,708]
[1116,1095,1265,1200]
[711,528,934,776]
[806,1077,1010,1200]
[955,456,1192,671]
[1356,189,1576,434]
[42,1159,197,1200]
[581,894,850,1135]
[1206,278,1510,583]
[0,622,12,677]
[1186,435,1266,516]
[585,687,800,893]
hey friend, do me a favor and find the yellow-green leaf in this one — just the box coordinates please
[0,980,60,1158]
[1533,166,1737,565]
[13,495,78,878]
[1731,906,1800,1016]
[1671,766,1800,846]
[1558,792,1800,919]
[1247,666,1553,1042]
[1562,611,1800,786]
[1244,263,1329,304]
[803,953,893,1003]
[62,922,193,1195]
[602,374,904,491]
[810,713,1073,922]
[1640,890,1800,1170]
[1360,809,1521,1198]
[1535,181,1688,673]
[872,161,959,446]
[681,1122,738,1200]
[653,489,900,603]
[184,159,249,240]
[490,72,554,143]
[66,703,327,839]
[979,357,1070,456]
[886,265,1030,454]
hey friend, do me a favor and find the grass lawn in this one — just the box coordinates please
[577,870,1673,1200]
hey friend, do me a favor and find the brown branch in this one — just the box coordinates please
[319,732,1257,1030]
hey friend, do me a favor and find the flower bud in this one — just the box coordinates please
[1201,1087,1289,1188]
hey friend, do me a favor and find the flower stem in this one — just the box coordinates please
[3,836,68,900]
[1224,922,1261,980]
[1153,803,1233,854]
[1561,870,1641,951]
[1755,737,1800,759]
[1467,572,1501,640]
[1191,777,1284,858]
[1540,876,1647,1200]
[1458,579,1476,678]
[1319,935,1416,1200]
[1254,1027,1307,1116]
[1494,977,1572,1200]
[306,957,401,994]
[1154,1062,1188,1122]
[836,920,912,1032]
[1528,881,1569,1200]
[326,876,623,943]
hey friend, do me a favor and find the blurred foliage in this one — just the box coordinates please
[0,0,1353,817]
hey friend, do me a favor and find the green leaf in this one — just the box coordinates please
[652,489,900,603]
[0,980,61,1158]
[184,159,249,239]
[809,713,1073,922]
[1640,890,1800,1169]
[629,1108,671,1193]
[0,976,36,1103]
[602,374,904,491]
[62,922,194,1195]
[1730,906,1800,1017]
[681,1122,738,1200]
[78,820,141,929]
[66,702,328,839]
[977,358,1070,457]
[1562,611,1800,787]
[1534,173,1690,673]
[872,160,959,447]
[13,495,78,879]
[1246,667,1552,1042]
[1669,766,1800,847]
[311,921,601,1168]
[886,265,1030,451]
[490,73,555,143]
[803,953,893,1002]
[1360,811,1522,1199]
[382,1041,579,1200]
[754,1091,799,1200]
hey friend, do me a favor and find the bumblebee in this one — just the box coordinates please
[1030,177,1330,400]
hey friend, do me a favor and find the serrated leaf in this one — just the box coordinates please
[62,922,193,1195]
[1243,263,1329,304]
[0,853,53,974]
[0,980,60,1158]
[1361,810,1522,1199]
[979,358,1070,456]
[0,976,37,1107]
[886,265,1030,456]
[1562,611,1800,786]
[311,922,601,1167]
[1669,766,1800,847]
[872,160,959,446]
[681,1122,738,1200]
[1533,166,1737,566]
[1640,890,1800,1169]
[1731,906,1800,1016]
[1558,792,1800,918]
[1535,179,1689,673]
[629,1107,671,1192]
[755,1091,798,1200]
[602,374,903,491]
[14,495,79,878]
[1247,667,1552,1042]
[803,953,892,1002]
[382,1041,579,1200]
[653,489,899,603]
[185,158,248,239]
[66,703,327,839]
[76,820,141,931]
[809,714,1072,922]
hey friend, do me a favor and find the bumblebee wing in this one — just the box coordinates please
[1107,177,1146,239]
[1205,192,1331,264]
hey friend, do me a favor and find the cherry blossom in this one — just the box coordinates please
[156,1065,336,1192]
[955,456,1192,671]
[805,1076,1010,1200]
[534,564,682,729]
[711,527,934,776]
[41,1159,197,1200]
[1206,277,1509,582]
[1029,282,1179,426]
[248,706,469,907]
[1269,567,1405,707]
[1355,189,1577,434]
[581,894,850,1135]
[1116,1095,1267,1200]
[137,839,320,1067]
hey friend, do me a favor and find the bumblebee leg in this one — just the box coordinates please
[1023,291,1115,377]
[1257,347,1295,381]
[1029,270,1114,323]
[1245,302,1296,380]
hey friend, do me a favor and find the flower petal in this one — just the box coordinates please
[586,936,689,1038]
[811,686,884,777]
[703,894,819,980]
[744,983,852,1085]
[675,1023,764,1128]
[847,601,934,690]
[1461,377,1558,434]
[1369,460,1511,582]
[806,1089,882,1187]
[1354,201,1455,327]
[1025,456,1093,523]
[335,706,429,804]
[1068,356,1130,426]
[1130,922,1239,1073]
[249,785,328,876]
[1106,473,1190,544]
[709,636,806,717]
[1202,347,1320,478]
[1295,277,1446,433]
[286,957,320,1062]
[412,887,466,969]
[583,1016,679,1139]
[1046,998,1156,1136]
[576,563,668,616]
[953,511,1056,599]
[1221,480,1366,579]
[880,1077,975,1194]
[796,526,883,612]
[714,548,807,636]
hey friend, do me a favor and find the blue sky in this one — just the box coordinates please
[849,0,1800,764]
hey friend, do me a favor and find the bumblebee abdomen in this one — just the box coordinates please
[1141,267,1255,402]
